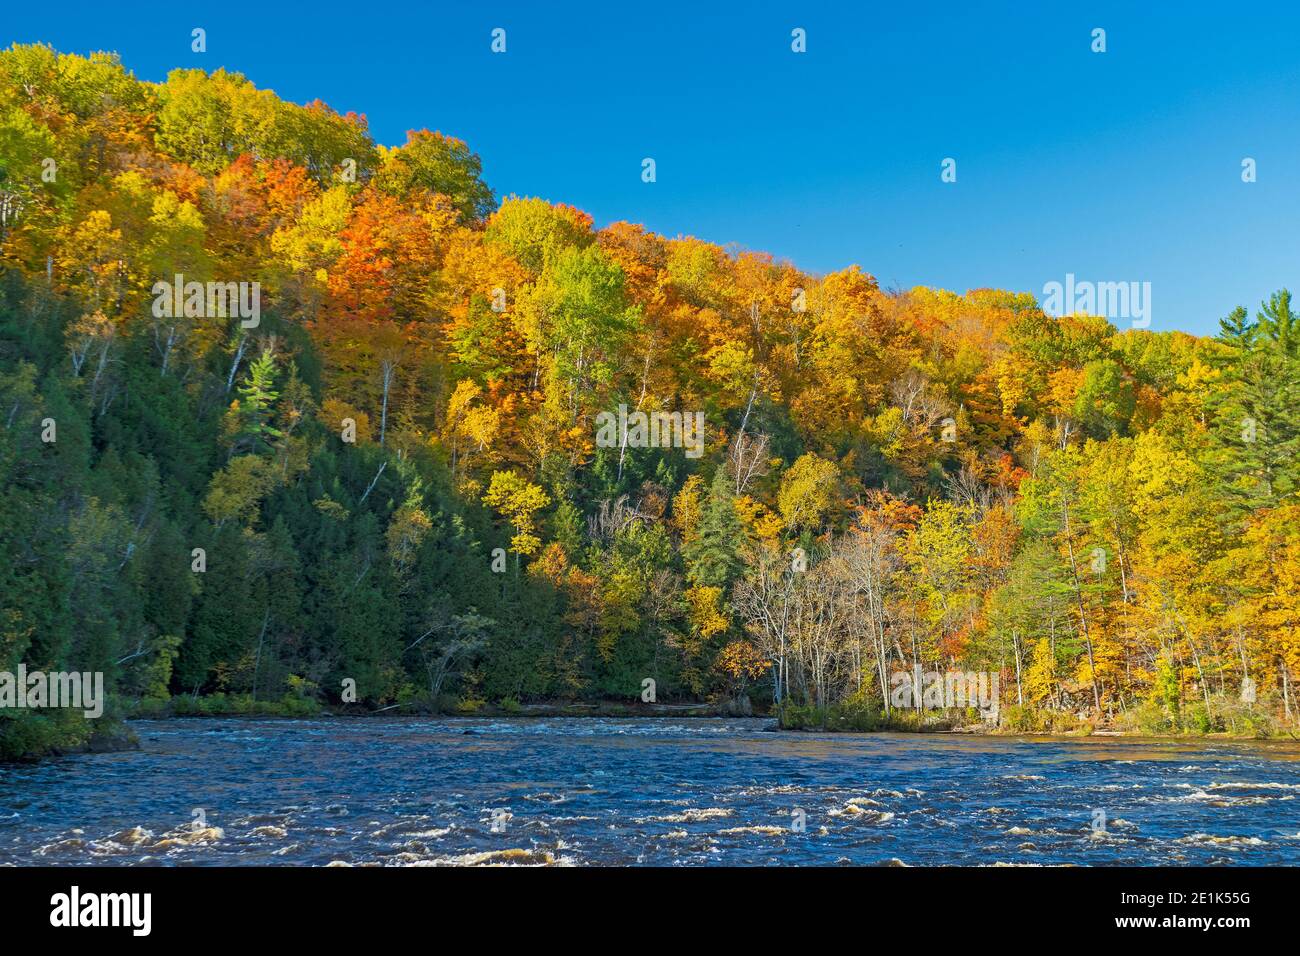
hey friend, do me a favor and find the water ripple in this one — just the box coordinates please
[1,717,1298,865]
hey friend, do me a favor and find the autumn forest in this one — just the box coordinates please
[2,45,1298,756]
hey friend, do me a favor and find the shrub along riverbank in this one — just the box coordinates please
[777,694,1295,739]
[0,711,136,762]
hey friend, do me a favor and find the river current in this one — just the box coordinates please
[2,717,1298,865]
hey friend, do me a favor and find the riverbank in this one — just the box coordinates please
[125,694,739,720]
[776,699,1300,740]
[0,713,138,763]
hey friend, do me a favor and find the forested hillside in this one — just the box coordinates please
[2,45,1297,754]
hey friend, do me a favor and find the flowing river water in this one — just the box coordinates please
[2,717,1299,866]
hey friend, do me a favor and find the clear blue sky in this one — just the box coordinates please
[6,0,1299,336]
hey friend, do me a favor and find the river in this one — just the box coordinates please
[2,717,1298,865]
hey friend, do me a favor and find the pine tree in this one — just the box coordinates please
[684,469,743,589]
[235,350,283,454]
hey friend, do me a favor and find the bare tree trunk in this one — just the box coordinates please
[1062,499,1101,713]
[1283,660,1293,721]
[1188,638,1212,715]
[225,333,249,394]
[358,461,387,505]
[156,324,178,376]
[732,378,759,494]
[379,361,396,447]
[90,332,114,403]
[251,609,270,702]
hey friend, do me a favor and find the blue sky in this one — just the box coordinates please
[5,0,1299,336]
